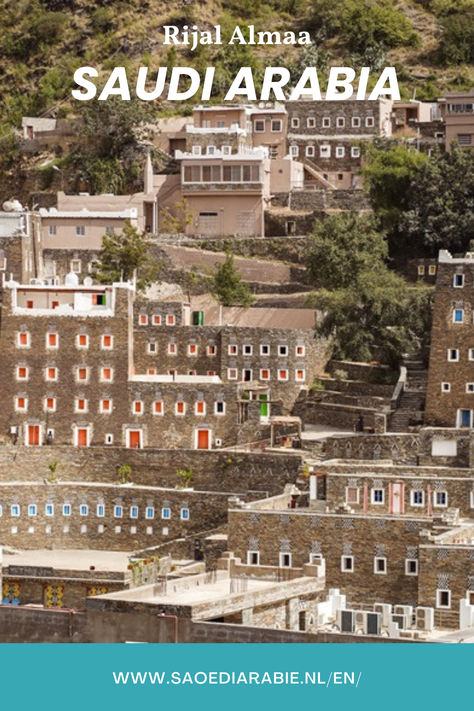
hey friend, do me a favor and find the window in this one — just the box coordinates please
[247,551,260,565]
[80,504,88,516]
[345,486,359,504]
[278,369,289,381]
[295,344,305,357]
[271,119,282,132]
[16,366,28,381]
[215,401,226,415]
[15,396,27,412]
[429,265,436,275]
[467,383,474,393]
[336,146,345,158]
[366,116,375,127]
[180,508,190,520]
[459,409,473,427]
[11,505,20,517]
[374,557,387,574]
[350,146,361,159]
[46,332,58,349]
[457,134,472,145]
[100,398,112,414]
[222,145,231,155]
[101,334,113,349]
[306,117,316,128]
[17,331,30,348]
[320,145,331,158]
[335,117,344,128]
[147,341,157,354]
[291,117,300,128]
[228,344,238,356]
[45,504,54,517]
[260,368,270,381]
[441,382,451,393]
[279,552,292,567]
[411,490,424,506]
[206,145,215,155]
[305,145,315,157]
[105,433,113,445]
[62,504,71,517]
[92,294,106,306]
[166,314,176,326]
[100,367,113,382]
[418,265,426,276]
[46,367,58,381]
[168,343,177,355]
[175,401,186,416]
[145,507,154,519]
[76,225,85,236]
[44,397,56,412]
[71,260,81,274]
[191,145,201,155]
[153,400,164,415]
[28,504,37,517]
[75,398,88,413]
[48,225,57,235]
[260,344,270,356]
[228,368,238,380]
[405,559,418,576]
[130,506,139,519]
[322,117,331,128]
[76,334,89,349]
[447,349,459,362]
[469,349,474,361]
[76,367,89,382]
[433,491,448,507]
[454,309,464,323]
[150,314,162,327]
[341,555,354,572]
[436,590,451,609]
[188,344,198,356]
[206,345,217,356]
[97,504,105,517]
[195,401,206,416]
[352,117,361,128]
[453,274,464,287]
[254,119,265,132]
[371,488,384,504]
[243,344,253,356]
[139,313,148,326]
[114,505,123,518]
[132,400,143,415]
[289,145,299,157]
[295,369,306,381]
[278,345,288,357]
[161,507,171,519]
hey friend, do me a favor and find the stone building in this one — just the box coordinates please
[425,250,474,428]
[286,97,393,189]
[439,90,474,151]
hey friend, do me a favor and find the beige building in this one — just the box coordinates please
[440,90,474,151]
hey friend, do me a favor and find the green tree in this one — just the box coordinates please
[211,250,254,307]
[402,146,474,254]
[94,221,161,292]
[306,212,388,289]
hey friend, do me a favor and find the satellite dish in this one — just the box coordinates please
[2,199,23,212]
[65,271,79,286]
[83,276,93,287]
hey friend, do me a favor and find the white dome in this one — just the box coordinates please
[65,271,79,286]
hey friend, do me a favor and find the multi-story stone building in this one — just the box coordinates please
[440,90,474,151]
[0,280,327,450]
[286,97,393,189]
[425,250,474,428]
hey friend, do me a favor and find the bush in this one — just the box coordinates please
[437,9,474,65]
[333,369,349,381]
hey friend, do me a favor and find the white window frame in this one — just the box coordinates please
[45,504,54,517]
[188,344,198,357]
[46,332,58,350]
[16,366,29,381]
[76,333,89,349]
[28,504,37,517]
[289,145,299,157]
[278,369,289,382]
[99,398,112,414]
[242,344,253,356]
[254,119,265,133]
[410,490,424,507]
[195,401,206,416]
[161,507,171,520]
[15,396,28,412]
[247,551,260,565]
[175,401,186,416]
[80,504,89,517]
[453,274,464,288]
[278,345,288,357]
[260,344,270,356]
[436,589,451,609]
[466,383,474,393]
[291,117,300,129]
[17,331,31,348]
[227,368,238,380]
[441,382,451,393]
[130,506,139,519]
[322,117,331,128]
[336,146,345,158]
[44,396,56,413]
[138,314,148,326]
[180,507,190,520]
[214,401,226,416]
[62,504,71,517]
[168,343,177,355]
[259,368,271,381]
[271,119,282,133]
[279,552,292,568]
[371,488,384,505]
[352,117,361,128]
[405,559,418,576]
[365,116,375,128]
[101,334,114,350]
[336,117,345,128]
[97,504,105,517]
[320,145,331,158]
[374,556,387,574]
[228,344,238,356]
[433,491,448,508]
[11,505,20,517]
[305,145,315,157]
[345,486,360,505]
[453,308,464,323]
[145,507,154,519]
[152,400,164,416]
[295,369,306,382]
[341,555,354,572]
[447,349,459,362]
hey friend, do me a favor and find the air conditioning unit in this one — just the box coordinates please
[391,613,411,630]
[29,278,42,285]
[337,609,355,633]
[43,277,59,286]
[415,607,435,632]
[374,603,392,627]
[215,438,222,447]
[394,604,413,618]
[354,610,368,631]
[366,612,382,635]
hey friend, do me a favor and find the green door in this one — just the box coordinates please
[259,393,268,417]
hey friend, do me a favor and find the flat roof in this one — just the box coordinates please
[1,549,131,573]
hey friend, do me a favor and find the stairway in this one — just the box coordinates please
[389,357,428,433]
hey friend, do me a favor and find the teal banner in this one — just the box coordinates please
[0,643,468,710]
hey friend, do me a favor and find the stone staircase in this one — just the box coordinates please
[389,358,428,433]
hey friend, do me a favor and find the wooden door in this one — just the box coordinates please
[77,428,88,447]
[197,429,209,450]
[128,430,141,449]
[28,425,40,446]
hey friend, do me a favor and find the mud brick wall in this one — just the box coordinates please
[418,544,474,627]
[1,576,125,610]
[0,234,25,283]
[228,508,426,606]
[42,248,102,283]
[0,482,232,550]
